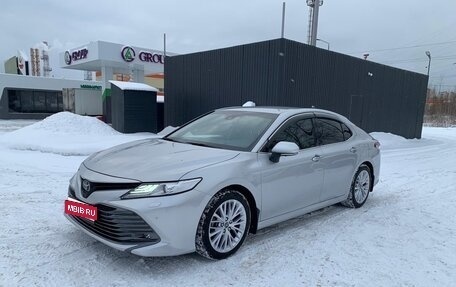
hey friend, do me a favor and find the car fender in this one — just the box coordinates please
[181,152,262,212]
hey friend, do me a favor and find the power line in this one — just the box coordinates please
[429,84,456,87]
[347,40,456,54]
[382,55,456,65]
[430,75,456,79]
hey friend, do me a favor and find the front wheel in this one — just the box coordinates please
[341,164,372,208]
[196,190,251,260]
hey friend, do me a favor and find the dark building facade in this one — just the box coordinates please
[110,82,160,133]
[164,38,428,139]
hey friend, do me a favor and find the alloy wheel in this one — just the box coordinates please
[354,169,370,203]
[208,199,247,253]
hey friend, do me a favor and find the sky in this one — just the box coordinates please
[1,0,456,90]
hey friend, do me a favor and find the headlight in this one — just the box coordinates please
[120,178,202,199]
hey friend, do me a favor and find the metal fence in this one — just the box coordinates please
[164,38,428,139]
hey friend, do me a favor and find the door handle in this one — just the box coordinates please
[312,155,321,162]
[350,147,357,153]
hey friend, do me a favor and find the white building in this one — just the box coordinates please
[1,41,171,120]
[0,73,102,119]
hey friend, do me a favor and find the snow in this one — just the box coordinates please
[0,112,156,156]
[0,118,455,286]
[0,119,37,135]
[242,101,256,107]
[370,132,418,150]
[110,80,159,92]
[157,125,177,136]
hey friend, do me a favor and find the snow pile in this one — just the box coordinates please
[0,112,155,156]
[18,112,120,136]
[370,131,408,146]
[370,132,413,150]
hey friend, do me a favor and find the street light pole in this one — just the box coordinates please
[316,38,330,50]
[425,51,431,76]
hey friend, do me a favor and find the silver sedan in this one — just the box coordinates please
[64,107,380,259]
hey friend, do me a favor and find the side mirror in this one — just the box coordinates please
[269,141,299,163]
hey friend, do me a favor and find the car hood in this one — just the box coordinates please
[83,138,240,182]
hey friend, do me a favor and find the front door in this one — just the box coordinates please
[259,115,324,220]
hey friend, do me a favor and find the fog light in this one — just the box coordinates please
[142,232,159,241]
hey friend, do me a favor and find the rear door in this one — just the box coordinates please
[314,116,359,202]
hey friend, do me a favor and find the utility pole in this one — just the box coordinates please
[425,51,431,77]
[307,0,323,46]
[163,33,167,59]
[281,2,286,38]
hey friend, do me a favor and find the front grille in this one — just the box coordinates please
[80,178,140,198]
[69,204,160,244]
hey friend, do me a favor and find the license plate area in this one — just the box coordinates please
[65,198,98,221]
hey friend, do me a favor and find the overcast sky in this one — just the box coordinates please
[2,0,456,90]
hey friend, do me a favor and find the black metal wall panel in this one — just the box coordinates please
[111,86,157,133]
[241,41,270,105]
[164,55,185,126]
[165,38,428,139]
[111,86,125,132]
[124,90,157,133]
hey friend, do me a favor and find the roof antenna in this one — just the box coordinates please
[242,101,256,107]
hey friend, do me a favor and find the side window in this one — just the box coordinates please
[314,118,345,145]
[263,117,316,152]
[295,118,316,149]
[341,123,353,140]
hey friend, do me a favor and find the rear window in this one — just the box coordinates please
[341,123,353,140]
[314,118,345,145]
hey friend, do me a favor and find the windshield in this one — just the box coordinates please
[165,110,277,151]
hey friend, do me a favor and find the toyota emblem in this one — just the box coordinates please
[82,179,91,192]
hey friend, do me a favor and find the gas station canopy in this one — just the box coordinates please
[59,40,174,75]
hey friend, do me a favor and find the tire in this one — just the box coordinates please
[196,189,251,260]
[341,164,372,208]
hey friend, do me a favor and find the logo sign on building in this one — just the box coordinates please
[65,48,89,65]
[80,84,102,90]
[139,51,164,64]
[121,46,164,64]
[121,46,135,62]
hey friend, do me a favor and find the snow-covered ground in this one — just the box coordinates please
[0,113,455,286]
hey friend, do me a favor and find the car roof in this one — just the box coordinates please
[217,106,342,118]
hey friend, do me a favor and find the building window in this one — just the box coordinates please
[8,89,64,114]
[8,90,20,112]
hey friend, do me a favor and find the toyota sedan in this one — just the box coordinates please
[64,106,380,259]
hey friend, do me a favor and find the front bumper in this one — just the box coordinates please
[65,167,209,257]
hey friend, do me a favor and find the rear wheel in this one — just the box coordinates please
[341,165,372,208]
[196,189,251,260]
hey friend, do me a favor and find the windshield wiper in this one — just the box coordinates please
[163,137,182,143]
[163,138,213,148]
[182,141,213,148]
